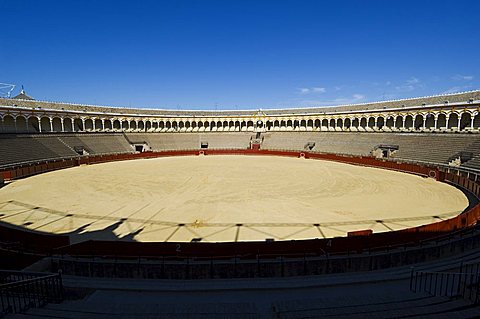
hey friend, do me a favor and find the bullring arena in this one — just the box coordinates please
[2,90,480,317]
[0,155,468,243]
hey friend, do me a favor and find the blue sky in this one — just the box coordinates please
[1,0,479,109]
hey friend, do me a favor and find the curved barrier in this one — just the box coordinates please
[50,226,480,279]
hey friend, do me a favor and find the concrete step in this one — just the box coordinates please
[29,301,259,318]
[276,297,473,319]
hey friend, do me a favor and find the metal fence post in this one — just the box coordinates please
[409,267,414,291]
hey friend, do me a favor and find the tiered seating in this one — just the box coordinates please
[33,136,79,158]
[309,132,384,155]
[196,132,252,149]
[0,135,77,167]
[1,132,479,171]
[464,156,480,170]
[127,133,198,150]
[462,139,480,170]
[261,132,480,164]
[127,132,252,150]
[58,134,134,155]
[262,132,391,155]
[261,132,310,151]
[385,134,476,164]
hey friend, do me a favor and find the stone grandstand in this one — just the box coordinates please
[1,132,480,173]
[0,90,479,174]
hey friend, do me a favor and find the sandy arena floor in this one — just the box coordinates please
[0,155,469,243]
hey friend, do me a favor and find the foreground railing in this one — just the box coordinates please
[50,225,480,279]
[410,261,480,304]
[0,270,63,317]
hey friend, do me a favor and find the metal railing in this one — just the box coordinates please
[410,262,480,304]
[0,270,63,316]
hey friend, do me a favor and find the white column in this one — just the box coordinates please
[434,116,438,130]
[402,117,406,129]
[422,117,427,130]
[61,118,65,132]
[49,118,53,132]
[101,119,105,131]
[470,116,475,130]
[82,119,86,131]
[38,117,42,133]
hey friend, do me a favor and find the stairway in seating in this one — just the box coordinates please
[462,139,480,171]
[250,132,263,149]
[55,135,80,155]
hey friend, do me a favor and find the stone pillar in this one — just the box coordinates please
[49,118,53,132]
[101,119,105,131]
[82,119,86,132]
[470,116,475,130]
[38,117,42,133]
[61,118,65,132]
[434,116,438,130]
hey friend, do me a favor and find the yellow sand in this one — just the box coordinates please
[0,155,468,243]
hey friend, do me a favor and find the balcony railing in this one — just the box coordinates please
[410,261,480,304]
[0,270,63,317]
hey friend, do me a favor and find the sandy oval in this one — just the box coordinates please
[0,155,468,242]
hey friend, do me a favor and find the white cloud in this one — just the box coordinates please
[298,87,326,95]
[298,93,366,106]
[299,88,310,94]
[451,74,474,81]
[442,85,473,94]
[443,86,462,94]
[312,87,326,93]
[395,77,423,92]
[406,77,420,85]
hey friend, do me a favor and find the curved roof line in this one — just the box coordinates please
[8,89,480,112]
